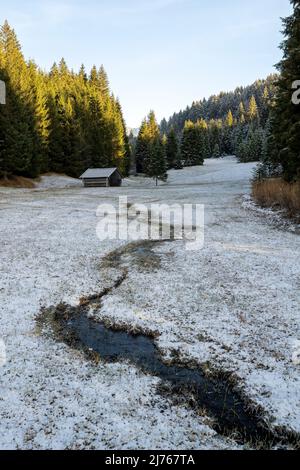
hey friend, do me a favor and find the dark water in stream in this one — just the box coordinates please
[37,241,298,449]
[58,310,286,448]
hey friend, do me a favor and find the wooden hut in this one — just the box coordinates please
[79,168,122,187]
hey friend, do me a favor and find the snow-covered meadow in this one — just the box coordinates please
[0,157,299,449]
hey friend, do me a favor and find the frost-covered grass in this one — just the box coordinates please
[0,157,299,449]
[243,195,300,234]
[36,174,82,190]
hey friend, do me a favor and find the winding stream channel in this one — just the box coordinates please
[37,240,299,449]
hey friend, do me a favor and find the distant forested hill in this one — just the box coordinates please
[161,76,277,135]
[159,76,277,165]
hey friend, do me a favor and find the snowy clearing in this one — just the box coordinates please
[0,157,299,449]
[36,174,82,190]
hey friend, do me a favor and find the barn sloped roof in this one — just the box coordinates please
[79,168,119,179]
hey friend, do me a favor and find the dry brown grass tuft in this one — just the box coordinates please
[252,178,300,220]
[0,175,37,188]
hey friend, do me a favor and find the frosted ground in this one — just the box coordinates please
[0,157,299,449]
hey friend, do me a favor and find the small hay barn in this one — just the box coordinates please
[80,168,122,188]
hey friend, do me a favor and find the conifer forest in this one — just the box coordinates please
[0,0,300,457]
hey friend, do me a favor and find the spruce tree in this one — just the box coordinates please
[79,64,87,82]
[208,119,222,156]
[270,0,300,180]
[90,65,98,85]
[260,86,271,125]
[223,110,234,154]
[166,127,179,169]
[116,99,131,176]
[237,129,263,162]
[225,109,234,127]
[248,95,259,124]
[0,21,129,179]
[27,60,50,174]
[181,121,196,166]
[98,65,110,98]
[181,120,207,166]
[196,119,209,160]
[0,21,37,177]
[212,143,221,158]
[146,135,168,185]
[135,111,160,173]
[109,95,126,171]
[135,119,149,173]
[160,76,276,152]
[247,129,263,162]
[173,150,183,169]
[238,102,246,124]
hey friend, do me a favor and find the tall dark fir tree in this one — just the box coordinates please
[0,21,129,179]
[166,127,180,169]
[269,0,300,181]
[146,135,168,186]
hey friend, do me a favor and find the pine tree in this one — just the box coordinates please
[233,124,245,155]
[136,111,160,173]
[109,95,126,171]
[180,120,206,166]
[260,86,271,125]
[208,119,222,156]
[90,65,98,85]
[237,129,263,163]
[248,95,259,124]
[254,119,282,180]
[225,109,234,127]
[0,21,129,179]
[247,129,263,162]
[173,150,183,169]
[236,141,247,163]
[0,21,37,177]
[181,121,196,166]
[269,0,300,180]
[212,143,221,158]
[146,135,167,185]
[166,127,179,169]
[148,110,160,139]
[27,60,50,174]
[79,64,87,82]
[98,65,110,98]
[223,110,234,154]
[238,102,246,124]
[196,118,210,160]
[160,76,276,150]
[116,99,131,176]
[135,119,149,173]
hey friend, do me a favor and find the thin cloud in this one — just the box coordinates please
[113,0,188,14]
[38,2,75,25]
[228,18,276,37]
[4,0,189,30]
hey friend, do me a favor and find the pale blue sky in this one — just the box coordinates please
[0,0,293,127]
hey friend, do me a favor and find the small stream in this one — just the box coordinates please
[37,241,299,449]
